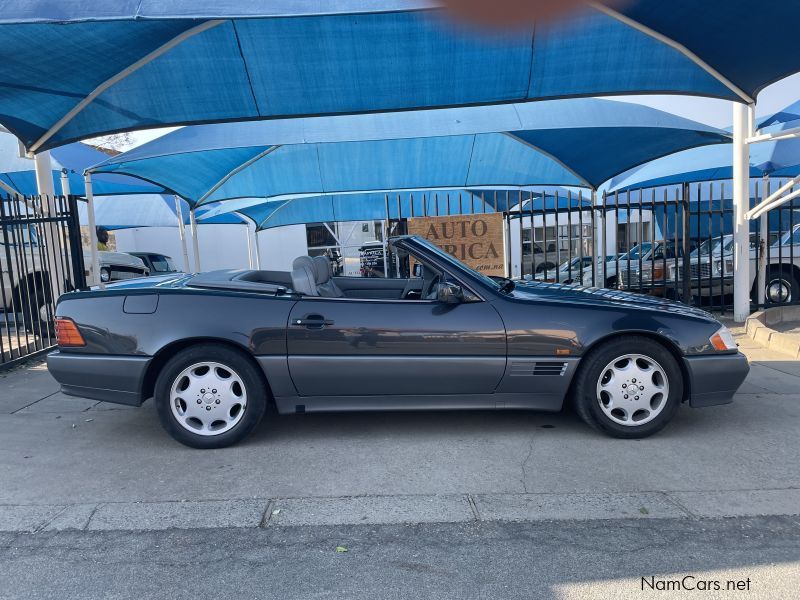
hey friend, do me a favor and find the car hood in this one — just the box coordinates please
[506,280,717,321]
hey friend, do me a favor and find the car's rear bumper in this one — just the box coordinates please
[46,351,149,406]
[683,352,750,407]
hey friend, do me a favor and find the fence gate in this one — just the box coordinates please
[0,194,85,368]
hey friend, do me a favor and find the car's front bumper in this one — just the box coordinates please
[46,351,150,406]
[683,352,750,407]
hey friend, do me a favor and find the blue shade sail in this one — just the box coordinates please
[90,99,729,205]
[0,132,165,196]
[607,120,800,193]
[759,99,800,129]
[0,1,797,150]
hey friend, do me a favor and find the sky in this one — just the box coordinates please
[118,73,800,152]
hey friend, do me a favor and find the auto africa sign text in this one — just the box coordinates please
[406,213,506,276]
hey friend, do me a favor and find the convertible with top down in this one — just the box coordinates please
[47,236,749,448]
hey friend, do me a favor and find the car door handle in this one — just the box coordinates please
[292,314,334,329]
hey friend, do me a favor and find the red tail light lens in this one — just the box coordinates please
[55,318,86,347]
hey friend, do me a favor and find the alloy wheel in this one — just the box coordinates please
[169,361,247,436]
[595,353,669,426]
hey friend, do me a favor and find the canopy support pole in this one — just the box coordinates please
[250,222,261,270]
[190,208,201,272]
[59,169,70,197]
[757,177,769,307]
[36,151,67,298]
[172,196,191,272]
[745,173,800,220]
[732,103,754,322]
[0,178,17,196]
[83,173,103,289]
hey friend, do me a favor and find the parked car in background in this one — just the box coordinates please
[530,256,594,283]
[617,240,692,296]
[671,229,800,303]
[129,252,179,275]
[1,223,53,331]
[48,235,748,449]
[86,251,150,283]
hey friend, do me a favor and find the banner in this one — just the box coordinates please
[406,213,505,276]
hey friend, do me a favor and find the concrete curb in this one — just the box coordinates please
[2,489,799,533]
[745,306,800,358]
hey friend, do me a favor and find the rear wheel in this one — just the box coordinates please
[155,344,267,449]
[572,336,682,439]
[764,268,799,304]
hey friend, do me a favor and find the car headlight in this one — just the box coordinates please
[100,267,111,282]
[709,326,737,351]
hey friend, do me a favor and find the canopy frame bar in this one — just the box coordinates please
[195,145,281,206]
[28,19,226,153]
[589,2,753,103]
[746,125,800,145]
[746,173,800,220]
[502,132,594,189]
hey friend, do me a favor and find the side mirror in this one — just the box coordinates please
[436,282,464,304]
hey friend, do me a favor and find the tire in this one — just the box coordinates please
[15,276,53,336]
[764,268,799,305]
[154,343,268,449]
[572,336,682,439]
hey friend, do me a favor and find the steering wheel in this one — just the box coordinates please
[424,274,441,300]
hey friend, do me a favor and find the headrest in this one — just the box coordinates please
[313,256,332,284]
[292,256,316,273]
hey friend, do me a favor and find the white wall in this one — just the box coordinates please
[113,224,252,272]
[257,224,308,271]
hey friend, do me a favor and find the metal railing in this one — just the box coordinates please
[0,194,85,368]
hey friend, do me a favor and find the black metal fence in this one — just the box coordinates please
[0,194,85,368]
[378,181,800,314]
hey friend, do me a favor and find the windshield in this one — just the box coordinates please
[404,237,504,291]
[150,255,175,272]
[625,243,652,260]
[691,236,731,257]
[778,224,800,247]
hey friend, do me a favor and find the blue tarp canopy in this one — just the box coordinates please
[1,1,797,151]
[759,99,800,129]
[90,99,728,206]
[76,194,244,229]
[606,115,800,192]
[198,188,586,230]
[0,131,164,196]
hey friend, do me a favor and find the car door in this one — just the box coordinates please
[285,295,507,397]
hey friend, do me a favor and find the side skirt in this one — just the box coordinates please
[273,393,564,415]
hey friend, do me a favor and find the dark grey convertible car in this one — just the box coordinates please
[47,236,749,448]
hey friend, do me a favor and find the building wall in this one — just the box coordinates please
[257,224,308,271]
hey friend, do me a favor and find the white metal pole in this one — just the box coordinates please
[59,169,70,196]
[35,151,67,299]
[189,208,201,272]
[251,223,262,269]
[732,103,753,322]
[757,176,769,307]
[173,196,191,272]
[83,173,103,289]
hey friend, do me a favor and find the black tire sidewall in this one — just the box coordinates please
[573,336,683,439]
[155,344,267,449]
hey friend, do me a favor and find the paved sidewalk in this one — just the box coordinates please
[1,329,799,532]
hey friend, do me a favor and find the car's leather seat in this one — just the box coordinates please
[291,256,319,296]
[313,256,344,298]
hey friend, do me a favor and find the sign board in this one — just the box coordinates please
[406,213,505,276]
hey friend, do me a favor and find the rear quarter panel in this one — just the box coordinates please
[56,290,295,357]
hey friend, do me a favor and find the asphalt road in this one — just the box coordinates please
[2,517,799,600]
[2,327,799,598]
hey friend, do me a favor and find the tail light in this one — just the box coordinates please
[55,318,86,347]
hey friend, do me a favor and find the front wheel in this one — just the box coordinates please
[155,344,267,449]
[572,337,682,439]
